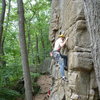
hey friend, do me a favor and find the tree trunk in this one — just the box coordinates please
[27,26,31,54]
[0,0,6,44]
[0,0,6,67]
[36,14,46,59]
[2,0,11,67]
[5,0,11,32]
[17,0,33,100]
[35,34,41,64]
[40,31,46,59]
[83,0,100,96]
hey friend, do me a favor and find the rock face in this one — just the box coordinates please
[49,0,99,100]
[34,75,52,100]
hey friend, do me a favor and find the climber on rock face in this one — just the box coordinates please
[50,32,69,82]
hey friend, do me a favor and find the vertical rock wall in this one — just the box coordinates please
[49,0,99,100]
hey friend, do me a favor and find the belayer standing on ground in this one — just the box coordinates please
[50,33,69,81]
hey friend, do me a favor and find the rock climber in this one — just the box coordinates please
[50,32,69,81]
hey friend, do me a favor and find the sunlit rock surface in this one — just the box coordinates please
[49,0,99,100]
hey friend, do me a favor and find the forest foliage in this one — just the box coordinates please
[0,0,51,98]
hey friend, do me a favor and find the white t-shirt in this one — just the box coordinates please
[53,38,63,51]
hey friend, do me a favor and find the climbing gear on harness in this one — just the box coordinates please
[51,51,61,61]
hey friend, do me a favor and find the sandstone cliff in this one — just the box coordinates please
[49,0,99,100]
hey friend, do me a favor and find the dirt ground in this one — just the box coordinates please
[34,75,52,100]
[16,75,52,100]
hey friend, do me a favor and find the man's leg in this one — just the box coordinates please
[58,58,65,77]
[58,58,68,82]
[53,52,68,81]
[61,54,68,70]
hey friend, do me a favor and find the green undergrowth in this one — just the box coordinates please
[31,72,41,81]
[31,72,41,95]
[0,87,22,100]
[32,82,40,95]
[0,72,41,99]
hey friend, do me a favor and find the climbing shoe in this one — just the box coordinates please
[62,76,69,82]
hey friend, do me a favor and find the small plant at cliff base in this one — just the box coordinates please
[0,87,22,100]
[30,73,41,95]
[31,72,41,81]
[32,82,41,95]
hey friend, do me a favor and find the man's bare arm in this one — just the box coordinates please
[60,37,69,47]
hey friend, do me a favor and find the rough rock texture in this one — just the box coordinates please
[49,0,99,100]
[34,75,52,100]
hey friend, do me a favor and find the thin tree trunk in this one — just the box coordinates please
[0,0,6,67]
[0,0,6,44]
[3,0,11,44]
[17,0,33,100]
[36,14,46,59]
[2,0,11,67]
[5,0,11,32]
[40,31,46,59]
[83,0,100,96]
[27,24,34,64]
[27,26,31,54]
[35,34,41,63]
